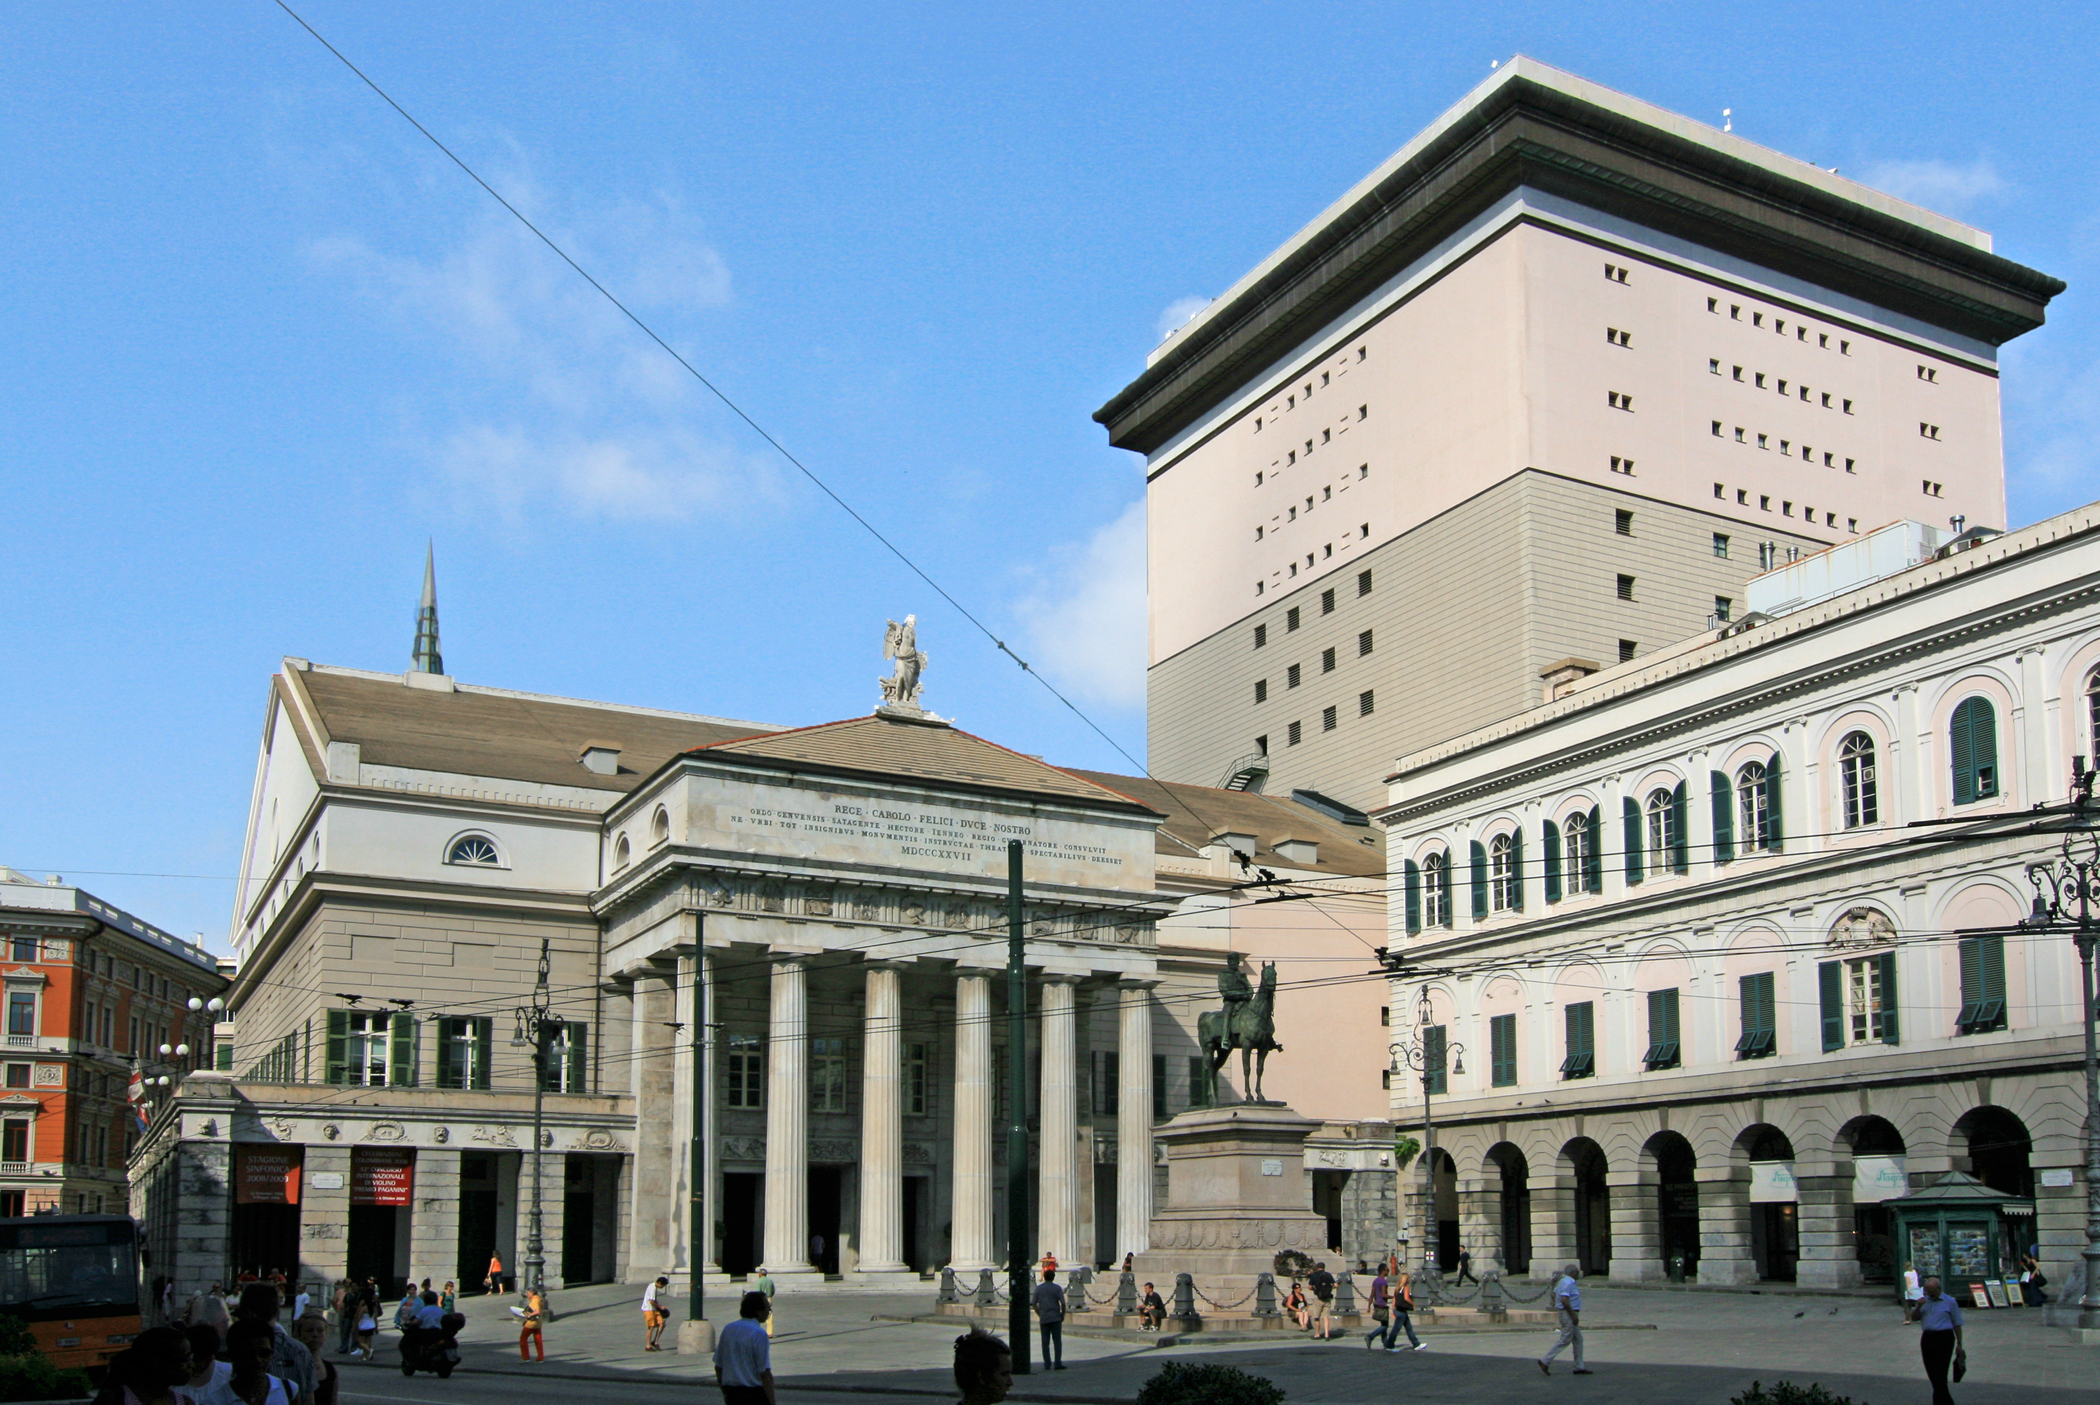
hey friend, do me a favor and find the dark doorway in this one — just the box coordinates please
[904,1176,929,1274]
[1494,1147,1532,1274]
[1431,1151,1459,1272]
[1961,1107,2034,1198]
[1844,1115,1904,1283]
[230,1202,299,1283]
[458,1153,499,1291]
[1567,1140,1611,1277]
[561,1156,593,1285]
[809,1166,842,1275]
[721,1174,761,1277]
[1092,1164,1116,1267]
[347,1205,401,1296]
[1745,1126,1797,1282]
[1312,1170,1347,1252]
[1652,1134,1698,1276]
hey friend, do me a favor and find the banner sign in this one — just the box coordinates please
[1749,1160,1798,1203]
[1852,1155,1908,1204]
[351,1148,414,1207]
[235,1146,302,1205]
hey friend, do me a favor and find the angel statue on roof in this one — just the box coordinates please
[880,615,928,710]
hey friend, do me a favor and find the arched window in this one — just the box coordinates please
[1737,761,1772,850]
[1422,851,1451,928]
[612,834,631,871]
[1564,812,1594,895]
[1489,834,1515,911]
[1949,696,1999,804]
[2087,668,2100,765]
[1644,789,1676,872]
[650,807,671,847]
[446,835,500,867]
[1839,732,1879,828]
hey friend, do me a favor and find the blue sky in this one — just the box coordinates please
[2,2,2095,946]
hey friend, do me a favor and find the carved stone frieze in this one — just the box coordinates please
[363,1121,407,1143]
[1828,907,1897,949]
[470,1125,517,1148]
[722,1137,765,1162]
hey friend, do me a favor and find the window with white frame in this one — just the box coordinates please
[1839,733,1879,828]
[726,1034,763,1109]
[446,835,500,866]
[1564,811,1595,895]
[1737,761,1773,850]
[811,1038,847,1113]
[1846,957,1889,1044]
[1488,834,1515,912]
[1644,788,1675,872]
[345,1011,389,1087]
[1422,851,1451,927]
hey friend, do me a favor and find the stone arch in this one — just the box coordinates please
[1836,1115,1908,1286]
[1641,1130,1699,1278]
[1484,1142,1532,1274]
[1732,1124,1799,1282]
[1952,1105,2033,1198]
[1559,1136,1612,1277]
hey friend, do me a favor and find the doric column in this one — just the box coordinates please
[950,972,995,1272]
[763,957,814,1275]
[855,962,908,1278]
[1116,979,1155,1256]
[1036,976,1080,1265]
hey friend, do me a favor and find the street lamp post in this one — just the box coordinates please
[2021,796,2100,1333]
[1388,983,1462,1280]
[510,939,554,1305]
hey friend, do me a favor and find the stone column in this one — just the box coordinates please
[1116,980,1156,1257]
[409,1148,461,1293]
[626,965,679,1274]
[1606,1168,1662,1283]
[1794,1158,1859,1289]
[951,973,995,1272]
[855,962,911,1281]
[1036,976,1079,1265]
[1529,1174,1576,1281]
[1696,1166,1755,1285]
[763,957,816,1277]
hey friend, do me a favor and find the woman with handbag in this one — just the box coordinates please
[1386,1271,1425,1352]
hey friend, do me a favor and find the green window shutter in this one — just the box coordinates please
[1670,782,1689,873]
[1622,797,1643,884]
[1644,988,1680,1067]
[1585,806,1603,891]
[567,1022,588,1092]
[1560,1002,1595,1078]
[473,1017,494,1089]
[1470,841,1488,920]
[1877,952,1899,1045]
[1766,753,1784,850]
[1710,772,1735,863]
[1490,1014,1516,1087]
[1425,1025,1447,1095]
[324,1009,349,1086]
[1404,860,1422,934]
[1819,961,1844,1052]
[1509,828,1525,911]
[389,1014,419,1087]
[1950,698,1977,803]
[1543,820,1562,903]
[1957,938,1983,1030]
[436,1017,458,1089]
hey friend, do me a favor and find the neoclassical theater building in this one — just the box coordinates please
[1378,503,2100,1293]
[131,625,1394,1296]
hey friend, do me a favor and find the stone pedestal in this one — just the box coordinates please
[676,1318,716,1354]
[1130,1104,1330,1308]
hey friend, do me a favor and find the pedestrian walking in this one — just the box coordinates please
[1454,1245,1477,1285]
[1306,1261,1336,1340]
[1137,1282,1166,1332]
[182,1323,229,1398]
[352,1291,378,1362]
[1387,1271,1425,1352]
[484,1254,503,1296]
[292,1311,339,1405]
[330,1281,355,1355]
[952,1327,1012,1405]
[642,1276,670,1351]
[1030,1268,1066,1370]
[200,1320,298,1405]
[232,1283,316,1403]
[713,1291,775,1405]
[1915,1276,1964,1405]
[752,1265,777,1338]
[2019,1253,2049,1306]
[1901,1260,1925,1322]
[1363,1266,1391,1350]
[518,1285,546,1363]
[1536,1263,1589,1375]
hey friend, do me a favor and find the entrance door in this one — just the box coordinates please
[346,1206,400,1296]
[808,1167,842,1275]
[1752,1202,1799,1282]
[1092,1164,1116,1268]
[904,1176,928,1274]
[458,1153,499,1291]
[721,1174,761,1277]
[561,1155,594,1285]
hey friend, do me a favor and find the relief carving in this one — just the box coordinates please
[855,901,881,921]
[943,907,969,929]
[470,1125,517,1148]
[806,895,834,918]
[363,1121,407,1143]
[810,1139,855,1162]
[265,1118,296,1142]
[708,884,734,909]
[761,886,785,913]
[901,902,927,926]
[1317,1148,1348,1167]
[722,1137,765,1162]
[1828,907,1897,949]
[578,1128,619,1152]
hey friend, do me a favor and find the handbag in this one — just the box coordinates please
[1952,1348,1967,1383]
[1372,1306,1389,1323]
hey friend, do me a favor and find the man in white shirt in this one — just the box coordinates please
[713,1291,775,1405]
[1537,1263,1589,1375]
[642,1276,670,1352]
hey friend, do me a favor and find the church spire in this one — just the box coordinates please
[412,542,444,674]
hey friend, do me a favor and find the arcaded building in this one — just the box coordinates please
[1100,58,2062,813]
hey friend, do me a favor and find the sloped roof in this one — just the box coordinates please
[1065,770,1384,877]
[293,666,780,794]
[689,714,1158,814]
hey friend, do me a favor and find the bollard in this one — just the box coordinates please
[1483,1271,1506,1320]
[1336,1271,1355,1315]
[1118,1271,1138,1315]
[976,1268,997,1307]
[1068,1273,1089,1313]
[939,1267,957,1304]
[1255,1271,1278,1317]
[1173,1272,1198,1321]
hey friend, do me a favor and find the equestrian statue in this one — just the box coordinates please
[1199,951,1282,1103]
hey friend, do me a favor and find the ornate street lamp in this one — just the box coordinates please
[1389,983,1463,1279]
[2022,808,2100,1333]
[508,940,555,1305]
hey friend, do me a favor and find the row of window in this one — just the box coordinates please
[1404,704,2003,932]
[1256,524,1373,592]
[1251,571,1374,649]
[1411,934,2009,1096]
[322,1009,590,1093]
[1707,296,1852,355]
[1253,632,1375,701]
[1711,420,1858,474]
[1251,345,1368,433]
[1712,482,1859,533]
[1710,359,1855,414]
[1253,692,1377,754]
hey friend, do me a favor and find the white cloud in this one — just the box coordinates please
[1014,499,1148,709]
[1157,295,1211,344]
[1860,158,2006,212]
[310,172,744,525]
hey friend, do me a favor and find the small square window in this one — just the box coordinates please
[1707,297,1718,312]
[1755,373,1766,389]
[1709,358,1721,374]
[1822,392,1832,407]
[1321,647,1336,673]
[1777,379,1788,394]
[1712,420,1723,437]
[1609,455,1634,475]
[1358,463,1369,479]
[1287,663,1301,688]
[1845,458,1856,474]
[1848,518,1858,533]
[1322,705,1337,732]
[1255,734,1267,755]
[1287,721,1302,746]
[1615,509,1634,535]
[1254,624,1267,648]
[1737,489,1748,505]
[1359,689,1375,717]
[1757,433,1768,449]
[1254,525,1263,540]
[1840,339,1851,354]
[1357,346,1366,361]
[1735,427,1746,443]
[1713,483,1725,499]
[1731,305,1741,319]
[1357,404,1367,421]
[1321,588,1335,615]
[1358,629,1374,656]
[1619,639,1638,662]
[1843,399,1854,414]
[1713,532,1729,558]
[1359,523,1368,538]
[1733,365,1744,381]
[1753,312,1764,327]
[1760,494,1771,511]
[1715,596,1733,622]
[1616,574,1636,600]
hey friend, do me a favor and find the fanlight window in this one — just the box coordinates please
[1489,834,1515,912]
[1422,851,1451,928]
[1839,732,1879,829]
[613,834,632,870]
[1564,812,1594,895]
[446,835,501,867]
[1644,788,1676,871]
[1737,761,1773,850]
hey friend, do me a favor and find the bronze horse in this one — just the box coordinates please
[1200,961,1281,1102]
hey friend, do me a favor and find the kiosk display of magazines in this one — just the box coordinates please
[1886,1171,2035,1305]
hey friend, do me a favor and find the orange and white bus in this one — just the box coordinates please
[0,1214,141,1375]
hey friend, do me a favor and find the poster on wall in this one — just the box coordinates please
[1749,1161,1798,1203]
[351,1148,414,1206]
[1851,1155,1908,1203]
[235,1146,303,1205]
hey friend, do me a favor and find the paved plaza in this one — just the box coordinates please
[327,1281,2099,1404]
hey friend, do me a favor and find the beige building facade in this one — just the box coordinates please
[1104,58,2063,811]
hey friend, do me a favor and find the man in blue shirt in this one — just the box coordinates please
[1915,1276,1964,1405]
[1537,1263,1589,1375]
[714,1291,775,1405]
